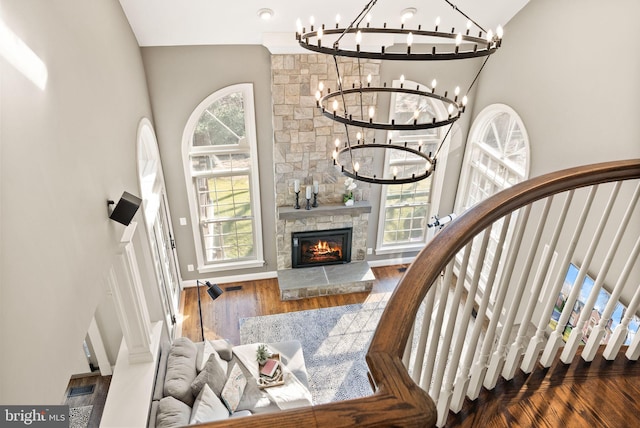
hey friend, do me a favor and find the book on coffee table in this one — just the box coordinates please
[260,358,280,378]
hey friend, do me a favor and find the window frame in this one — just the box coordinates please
[375,78,449,254]
[454,103,530,297]
[182,83,264,273]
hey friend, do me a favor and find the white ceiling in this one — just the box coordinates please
[118,0,529,52]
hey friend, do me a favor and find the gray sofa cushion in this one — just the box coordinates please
[196,339,234,369]
[163,337,197,406]
[155,396,191,428]
[190,352,227,397]
[153,342,171,402]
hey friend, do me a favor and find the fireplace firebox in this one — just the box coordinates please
[291,227,352,268]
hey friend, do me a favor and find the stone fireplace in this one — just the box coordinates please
[271,54,380,299]
[292,227,352,268]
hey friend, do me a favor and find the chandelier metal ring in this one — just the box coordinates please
[319,86,462,131]
[298,27,501,61]
[335,143,435,185]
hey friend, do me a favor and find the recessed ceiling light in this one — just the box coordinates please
[257,8,274,20]
[401,7,417,21]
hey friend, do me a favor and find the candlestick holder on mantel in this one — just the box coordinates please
[294,191,301,209]
[305,197,311,210]
[312,192,318,208]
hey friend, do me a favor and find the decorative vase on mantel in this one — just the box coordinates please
[343,178,357,206]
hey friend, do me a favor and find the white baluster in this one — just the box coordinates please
[540,186,598,367]
[403,322,415,369]
[449,230,491,412]
[522,191,574,373]
[484,205,532,390]
[584,233,640,361]
[606,281,640,360]
[562,182,636,363]
[420,262,455,394]
[411,283,438,383]
[467,214,513,399]
[625,315,640,360]
[503,198,553,380]
[431,244,472,405]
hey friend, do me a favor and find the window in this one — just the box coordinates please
[455,104,530,291]
[183,84,264,272]
[376,79,446,253]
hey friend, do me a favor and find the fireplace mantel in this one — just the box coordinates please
[277,201,371,220]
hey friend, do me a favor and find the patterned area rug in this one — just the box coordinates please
[240,287,483,406]
[240,293,391,404]
[69,405,92,428]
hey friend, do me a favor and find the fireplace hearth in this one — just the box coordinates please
[292,228,352,268]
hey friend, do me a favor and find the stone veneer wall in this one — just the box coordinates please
[271,54,381,270]
[271,54,381,205]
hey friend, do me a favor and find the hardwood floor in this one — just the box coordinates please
[62,374,111,427]
[177,265,404,345]
[446,347,640,428]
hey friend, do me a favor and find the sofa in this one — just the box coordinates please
[148,337,311,427]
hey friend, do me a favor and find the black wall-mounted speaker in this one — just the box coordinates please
[109,191,142,226]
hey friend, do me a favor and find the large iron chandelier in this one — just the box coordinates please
[295,0,503,185]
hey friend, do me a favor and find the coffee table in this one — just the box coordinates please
[232,341,313,410]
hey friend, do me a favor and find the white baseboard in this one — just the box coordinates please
[182,270,278,287]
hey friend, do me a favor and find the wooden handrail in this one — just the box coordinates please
[200,159,639,428]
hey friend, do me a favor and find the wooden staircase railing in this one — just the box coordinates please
[200,159,640,428]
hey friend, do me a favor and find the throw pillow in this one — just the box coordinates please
[191,352,227,397]
[198,340,213,372]
[221,363,247,413]
[164,337,198,406]
[156,396,191,428]
[190,384,230,424]
[210,339,234,361]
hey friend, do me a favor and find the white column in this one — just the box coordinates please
[109,222,153,363]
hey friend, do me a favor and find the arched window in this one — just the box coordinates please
[376,78,451,253]
[455,103,530,291]
[182,84,264,272]
[457,104,529,211]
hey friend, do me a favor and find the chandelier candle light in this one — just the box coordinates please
[296,0,503,185]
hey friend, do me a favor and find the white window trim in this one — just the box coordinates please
[453,103,530,300]
[454,103,530,212]
[375,78,450,253]
[181,83,265,272]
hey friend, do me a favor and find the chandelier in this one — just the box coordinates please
[295,0,503,185]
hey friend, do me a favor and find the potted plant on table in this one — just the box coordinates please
[256,344,271,366]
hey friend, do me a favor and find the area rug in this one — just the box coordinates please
[240,293,392,404]
[240,289,482,405]
[69,405,92,428]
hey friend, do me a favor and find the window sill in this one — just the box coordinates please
[375,244,425,256]
[197,259,265,273]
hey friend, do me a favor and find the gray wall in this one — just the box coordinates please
[0,0,155,404]
[470,0,640,175]
[141,45,277,281]
[469,0,640,311]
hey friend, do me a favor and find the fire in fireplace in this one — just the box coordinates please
[291,227,352,268]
